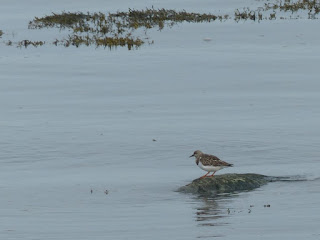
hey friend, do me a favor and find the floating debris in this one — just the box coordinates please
[17,40,45,48]
[104,190,109,195]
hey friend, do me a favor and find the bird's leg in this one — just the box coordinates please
[209,171,216,177]
[200,172,210,179]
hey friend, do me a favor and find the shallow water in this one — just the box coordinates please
[1,0,320,239]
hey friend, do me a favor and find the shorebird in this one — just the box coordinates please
[189,150,233,178]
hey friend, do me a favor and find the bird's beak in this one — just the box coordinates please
[189,154,194,158]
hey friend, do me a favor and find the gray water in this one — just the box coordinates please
[1,0,320,239]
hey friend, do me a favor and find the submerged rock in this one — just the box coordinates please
[178,173,272,195]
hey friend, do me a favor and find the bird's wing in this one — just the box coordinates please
[217,160,233,167]
[201,154,233,166]
[205,154,220,160]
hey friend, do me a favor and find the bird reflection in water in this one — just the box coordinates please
[195,196,226,226]
[193,194,236,238]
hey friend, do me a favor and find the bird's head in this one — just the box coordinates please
[189,150,203,158]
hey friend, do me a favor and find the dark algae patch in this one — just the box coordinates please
[178,173,309,196]
[4,1,320,49]
[178,174,270,196]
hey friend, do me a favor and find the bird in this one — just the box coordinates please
[189,150,233,178]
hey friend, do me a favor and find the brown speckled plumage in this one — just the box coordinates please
[199,153,232,167]
[190,150,233,178]
[191,150,233,167]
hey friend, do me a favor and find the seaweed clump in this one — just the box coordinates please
[250,0,320,21]
[23,9,226,49]
[17,40,45,48]
[4,2,320,50]
[29,12,90,29]
[268,0,320,14]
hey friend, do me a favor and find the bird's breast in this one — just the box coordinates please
[198,161,225,172]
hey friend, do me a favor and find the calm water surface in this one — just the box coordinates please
[1,0,320,239]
